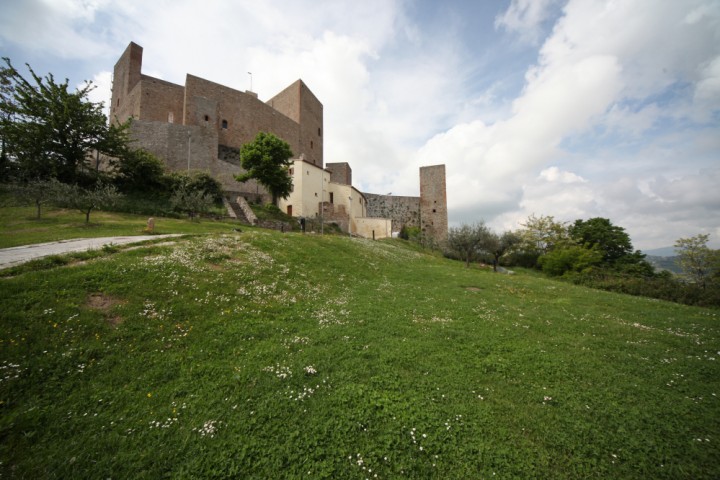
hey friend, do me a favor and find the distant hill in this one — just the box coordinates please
[642,246,677,257]
[646,255,681,274]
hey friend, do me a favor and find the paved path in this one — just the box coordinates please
[0,235,184,270]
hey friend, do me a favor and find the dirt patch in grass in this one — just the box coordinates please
[465,286,483,292]
[86,293,125,326]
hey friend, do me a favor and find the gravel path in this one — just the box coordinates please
[0,235,184,270]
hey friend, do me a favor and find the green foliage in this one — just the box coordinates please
[0,57,130,183]
[236,132,293,205]
[538,245,604,276]
[399,225,421,241]
[675,234,718,289]
[166,171,224,204]
[517,214,572,257]
[53,181,122,223]
[170,184,214,221]
[2,178,59,218]
[112,149,165,193]
[569,217,632,262]
[446,221,494,267]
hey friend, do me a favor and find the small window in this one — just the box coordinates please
[307,170,309,175]
[221,119,228,129]
[315,192,318,197]
[318,128,321,137]
[311,141,313,149]
[432,209,436,213]
[289,168,294,175]
[204,115,209,122]
[329,192,334,204]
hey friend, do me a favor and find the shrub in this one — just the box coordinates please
[538,245,603,276]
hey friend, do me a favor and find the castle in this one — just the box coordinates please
[110,42,447,242]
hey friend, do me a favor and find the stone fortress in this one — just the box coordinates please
[110,42,447,243]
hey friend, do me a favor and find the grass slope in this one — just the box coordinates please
[1,230,719,478]
[0,204,242,248]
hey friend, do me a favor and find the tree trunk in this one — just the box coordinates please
[35,199,41,219]
[85,207,92,224]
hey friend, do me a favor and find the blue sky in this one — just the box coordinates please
[1,0,719,250]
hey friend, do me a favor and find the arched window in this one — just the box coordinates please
[221,119,228,129]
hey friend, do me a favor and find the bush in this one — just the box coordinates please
[538,246,603,276]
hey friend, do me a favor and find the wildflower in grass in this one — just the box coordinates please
[304,365,317,375]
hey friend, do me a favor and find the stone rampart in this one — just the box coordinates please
[363,193,420,232]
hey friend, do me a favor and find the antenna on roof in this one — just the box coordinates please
[247,72,253,92]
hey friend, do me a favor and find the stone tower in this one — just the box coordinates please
[419,165,448,244]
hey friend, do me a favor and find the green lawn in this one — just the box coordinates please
[1,229,718,478]
[0,204,243,248]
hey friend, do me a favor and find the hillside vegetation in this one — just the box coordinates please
[1,228,719,478]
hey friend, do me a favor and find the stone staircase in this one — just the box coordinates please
[224,195,258,225]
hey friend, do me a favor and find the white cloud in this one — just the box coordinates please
[495,0,559,45]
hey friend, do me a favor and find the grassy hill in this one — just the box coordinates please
[1,213,719,478]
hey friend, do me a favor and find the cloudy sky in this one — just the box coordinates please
[1,0,719,250]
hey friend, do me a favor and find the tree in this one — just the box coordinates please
[675,234,717,289]
[0,57,130,184]
[0,62,16,180]
[489,230,521,272]
[538,245,603,276]
[3,178,60,218]
[112,149,166,193]
[569,218,634,264]
[170,183,214,221]
[518,214,571,256]
[235,132,293,206]
[447,222,493,268]
[55,181,122,223]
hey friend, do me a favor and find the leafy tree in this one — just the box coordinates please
[236,132,293,206]
[166,171,223,203]
[538,245,603,276]
[170,183,214,221]
[0,57,130,184]
[569,218,634,263]
[0,63,16,180]
[675,234,718,289]
[518,214,571,256]
[447,222,493,268]
[489,230,521,272]
[113,149,165,193]
[3,178,60,218]
[55,181,122,223]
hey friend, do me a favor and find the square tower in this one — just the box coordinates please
[419,165,448,244]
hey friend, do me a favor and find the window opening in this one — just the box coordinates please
[221,119,228,129]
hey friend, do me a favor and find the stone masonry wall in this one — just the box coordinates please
[138,76,184,124]
[326,162,352,185]
[184,74,302,159]
[363,193,420,233]
[419,164,448,244]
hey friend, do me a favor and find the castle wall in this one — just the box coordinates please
[354,218,392,240]
[364,193,421,232]
[267,80,323,167]
[183,74,303,159]
[326,162,352,185]
[110,42,142,122]
[138,76,184,124]
[420,164,448,244]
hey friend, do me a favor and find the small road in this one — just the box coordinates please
[0,235,184,270]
